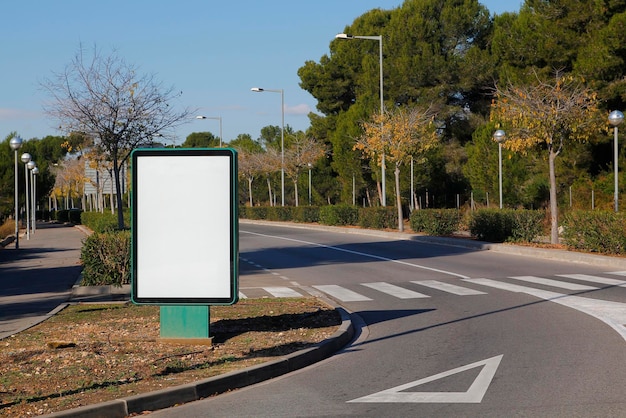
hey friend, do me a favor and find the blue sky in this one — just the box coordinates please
[2,0,522,145]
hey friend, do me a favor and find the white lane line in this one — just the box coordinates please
[557,274,626,287]
[510,276,597,291]
[264,287,304,298]
[361,282,430,299]
[241,230,470,279]
[607,271,626,276]
[313,285,372,302]
[238,291,248,299]
[412,280,486,295]
[465,278,626,343]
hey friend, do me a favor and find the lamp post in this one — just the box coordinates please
[32,166,39,233]
[21,153,32,240]
[336,33,385,206]
[251,87,285,206]
[493,130,507,209]
[608,110,624,212]
[308,163,312,206]
[27,160,36,235]
[9,136,23,249]
[195,115,223,147]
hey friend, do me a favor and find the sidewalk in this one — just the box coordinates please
[0,222,87,340]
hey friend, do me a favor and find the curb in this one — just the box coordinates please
[44,308,354,418]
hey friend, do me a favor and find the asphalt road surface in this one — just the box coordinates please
[131,223,626,416]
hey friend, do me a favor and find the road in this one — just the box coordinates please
[139,223,626,416]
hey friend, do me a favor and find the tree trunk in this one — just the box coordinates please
[266,177,273,207]
[294,180,299,207]
[548,148,559,244]
[395,165,404,232]
[113,161,124,229]
[377,181,383,206]
[248,178,253,207]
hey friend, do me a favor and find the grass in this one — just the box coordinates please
[0,298,341,417]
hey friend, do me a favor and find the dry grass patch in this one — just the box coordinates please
[0,298,340,416]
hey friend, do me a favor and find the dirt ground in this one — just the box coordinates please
[0,298,341,417]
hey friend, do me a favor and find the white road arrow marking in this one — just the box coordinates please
[348,355,503,404]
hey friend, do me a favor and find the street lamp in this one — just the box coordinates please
[493,129,507,209]
[31,166,39,234]
[196,115,223,147]
[308,163,312,206]
[251,87,285,206]
[27,160,36,235]
[608,110,624,212]
[21,153,32,240]
[336,33,386,206]
[9,136,22,249]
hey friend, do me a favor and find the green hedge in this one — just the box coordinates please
[562,210,626,254]
[80,210,130,232]
[319,205,359,226]
[468,209,545,243]
[358,207,397,229]
[410,209,460,236]
[80,231,131,287]
[53,209,82,224]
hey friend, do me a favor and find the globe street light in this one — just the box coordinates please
[9,136,23,249]
[336,33,386,206]
[608,110,624,212]
[195,115,223,147]
[493,129,507,209]
[27,160,36,236]
[32,166,39,234]
[251,87,285,206]
[21,153,32,240]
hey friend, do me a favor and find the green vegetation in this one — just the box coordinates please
[80,230,131,287]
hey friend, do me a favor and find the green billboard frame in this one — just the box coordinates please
[131,148,238,306]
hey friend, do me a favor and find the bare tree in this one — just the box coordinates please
[283,132,325,207]
[42,46,194,229]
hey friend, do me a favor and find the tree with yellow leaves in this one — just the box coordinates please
[491,73,604,244]
[356,106,439,231]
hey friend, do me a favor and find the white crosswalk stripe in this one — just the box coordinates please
[313,285,372,302]
[412,280,487,295]
[557,274,626,287]
[240,272,625,302]
[509,276,597,290]
[362,282,429,299]
[264,287,304,298]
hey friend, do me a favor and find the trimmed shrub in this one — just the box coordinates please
[319,205,359,226]
[358,207,397,229]
[410,209,460,236]
[562,210,626,254]
[80,210,129,231]
[469,209,545,243]
[80,231,131,287]
[266,206,292,221]
[292,206,320,223]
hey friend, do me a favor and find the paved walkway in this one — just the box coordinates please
[0,222,87,339]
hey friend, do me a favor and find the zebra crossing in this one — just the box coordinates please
[238,272,626,302]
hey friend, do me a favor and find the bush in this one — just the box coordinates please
[0,219,14,240]
[80,210,129,232]
[562,210,626,254]
[80,231,131,287]
[469,209,545,243]
[358,207,397,229]
[319,205,359,226]
[292,206,320,223]
[266,206,292,221]
[410,209,460,236]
